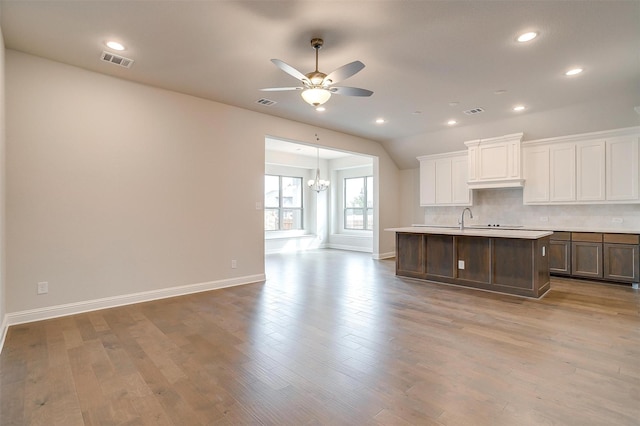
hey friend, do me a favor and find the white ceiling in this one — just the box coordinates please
[1,1,639,169]
[265,136,352,160]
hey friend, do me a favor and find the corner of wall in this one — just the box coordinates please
[0,23,7,353]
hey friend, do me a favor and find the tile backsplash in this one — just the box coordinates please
[423,188,640,231]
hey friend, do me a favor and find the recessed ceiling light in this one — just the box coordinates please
[315,106,326,112]
[375,118,385,124]
[494,89,507,95]
[106,41,125,51]
[517,32,538,43]
[513,105,526,112]
[565,68,583,76]
[447,120,457,125]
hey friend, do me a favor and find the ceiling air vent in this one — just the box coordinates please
[464,107,485,115]
[100,51,134,68]
[256,98,277,106]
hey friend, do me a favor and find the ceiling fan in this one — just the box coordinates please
[261,38,373,107]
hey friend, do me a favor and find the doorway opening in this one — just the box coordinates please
[264,136,376,255]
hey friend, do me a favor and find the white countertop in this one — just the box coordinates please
[407,224,640,235]
[519,226,640,234]
[386,226,553,239]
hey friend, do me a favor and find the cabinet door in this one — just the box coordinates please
[550,144,576,202]
[396,233,425,277]
[523,145,550,203]
[571,241,602,278]
[451,155,471,205]
[606,136,639,201]
[419,159,436,206]
[603,243,639,283]
[549,240,571,275]
[478,143,509,180]
[419,154,470,206]
[434,159,453,204]
[576,140,605,201]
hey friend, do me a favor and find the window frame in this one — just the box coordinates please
[343,175,373,231]
[264,174,304,231]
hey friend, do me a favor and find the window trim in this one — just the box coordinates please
[265,174,304,231]
[343,175,373,231]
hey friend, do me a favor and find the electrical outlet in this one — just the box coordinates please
[37,281,48,295]
[539,216,549,222]
[612,217,623,224]
[458,260,465,270]
[231,259,237,269]
[255,201,263,210]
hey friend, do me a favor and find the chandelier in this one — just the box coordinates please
[308,134,330,192]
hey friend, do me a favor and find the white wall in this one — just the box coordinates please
[5,50,400,315]
[387,91,640,170]
[421,187,640,231]
[0,25,7,344]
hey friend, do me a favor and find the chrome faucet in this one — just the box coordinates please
[459,207,473,230]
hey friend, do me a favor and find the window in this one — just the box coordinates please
[264,175,303,231]
[344,176,373,230]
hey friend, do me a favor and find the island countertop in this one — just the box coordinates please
[386,226,553,240]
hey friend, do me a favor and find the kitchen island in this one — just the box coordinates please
[387,227,553,298]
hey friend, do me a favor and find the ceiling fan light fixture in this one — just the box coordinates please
[301,88,331,106]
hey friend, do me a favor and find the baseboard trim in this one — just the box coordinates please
[2,274,266,339]
[374,251,396,260]
[0,315,9,355]
[326,243,372,253]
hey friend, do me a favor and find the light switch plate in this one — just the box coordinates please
[458,260,465,270]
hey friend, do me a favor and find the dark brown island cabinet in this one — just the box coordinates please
[388,227,553,298]
[549,231,640,288]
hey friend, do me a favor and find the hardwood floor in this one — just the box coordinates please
[1,249,639,425]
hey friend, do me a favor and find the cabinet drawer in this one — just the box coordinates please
[572,232,603,243]
[604,234,639,245]
[551,231,571,241]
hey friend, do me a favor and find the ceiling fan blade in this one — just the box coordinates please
[329,86,373,97]
[271,59,310,84]
[323,61,365,85]
[260,87,304,92]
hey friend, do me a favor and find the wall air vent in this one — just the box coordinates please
[464,107,485,115]
[256,98,277,106]
[100,51,134,68]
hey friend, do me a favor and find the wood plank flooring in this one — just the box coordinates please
[1,249,639,425]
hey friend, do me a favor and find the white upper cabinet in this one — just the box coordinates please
[576,140,605,201]
[465,133,524,189]
[523,127,640,205]
[522,145,550,202]
[418,151,472,206]
[606,135,639,201]
[550,143,576,202]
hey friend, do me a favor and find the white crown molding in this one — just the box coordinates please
[522,126,640,147]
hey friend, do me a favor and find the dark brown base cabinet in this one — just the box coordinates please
[549,232,571,276]
[395,232,550,298]
[550,232,639,286]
